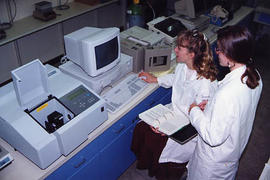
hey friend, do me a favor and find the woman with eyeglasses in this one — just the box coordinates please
[187,25,263,179]
[131,29,218,179]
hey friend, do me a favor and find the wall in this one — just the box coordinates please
[0,0,74,23]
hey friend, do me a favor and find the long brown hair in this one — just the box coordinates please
[217,25,260,89]
[177,30,218,82]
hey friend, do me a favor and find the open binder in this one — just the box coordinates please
[139,104,197,144]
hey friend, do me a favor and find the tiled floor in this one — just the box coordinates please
[118,41,270,180]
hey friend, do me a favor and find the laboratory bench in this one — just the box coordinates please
[0,5,255,180]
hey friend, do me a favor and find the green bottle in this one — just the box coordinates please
[127,0,145,28]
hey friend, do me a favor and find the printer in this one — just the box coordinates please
[147,15,210,43]
[0,60,108,169]
[147,17,186,44]
[120,26,172,73]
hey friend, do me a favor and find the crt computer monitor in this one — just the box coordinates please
[174,0,216,19]
[64,27,121,77]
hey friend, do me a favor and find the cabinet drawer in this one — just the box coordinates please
[100,123,137,180]
[69,153,102,180]
[46,138,101,179]
[97,107,141,151]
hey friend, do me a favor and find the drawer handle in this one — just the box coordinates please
[132,116,140,123]
[113,124,125,134]
[149,100,156,107]
[73,157,86,168]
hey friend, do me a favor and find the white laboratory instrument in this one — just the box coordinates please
[59,53,133,94]
[147,16,186,44]
[147,15,209,43]
[0,145,13,170]
[171,14,210,32]
[120,26,172,73]
[0,60,108,169]
[120,26,166,46]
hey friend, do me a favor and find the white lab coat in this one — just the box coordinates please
[188,66,263,180]
[157,63,217,163]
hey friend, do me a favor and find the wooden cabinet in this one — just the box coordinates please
[46,87,172,180]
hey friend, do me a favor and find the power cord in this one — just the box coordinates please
[145,0,155,21]
[0,0,16,30]
[56,0,70,10]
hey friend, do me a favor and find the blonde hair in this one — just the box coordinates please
[177,30,218,81]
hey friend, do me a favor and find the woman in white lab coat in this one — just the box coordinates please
[131,29,218,179]
[188,25,263,179]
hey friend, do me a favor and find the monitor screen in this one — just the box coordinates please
[95,37,119,70]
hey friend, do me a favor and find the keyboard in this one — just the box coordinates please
[102,73,149,113]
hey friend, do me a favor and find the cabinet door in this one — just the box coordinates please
[69,154,102,180]
[97,0,126,28]
[0,42,20,84]
[99,123,137,180]
[62,10,98,35]
[17,24,64,64]
[46,137,102,180]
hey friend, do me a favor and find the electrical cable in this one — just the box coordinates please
[56,0,70,10]
[63,0,70,6]
[145,0,155,20]
[11,0,17,22]
[0,0,16,30]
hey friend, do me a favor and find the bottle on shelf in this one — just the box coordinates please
[126,0,145,28]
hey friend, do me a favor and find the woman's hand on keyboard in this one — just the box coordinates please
[138,71,157,83]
